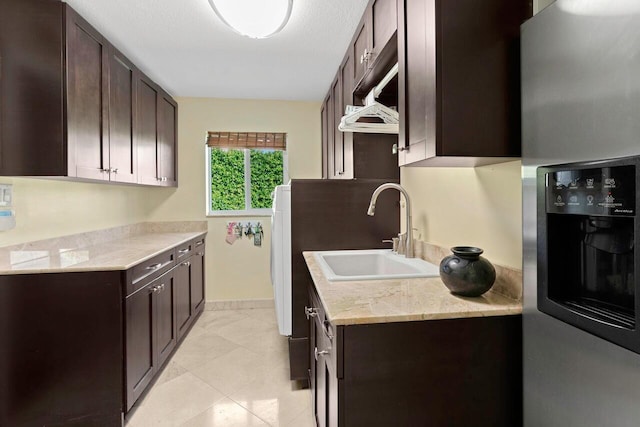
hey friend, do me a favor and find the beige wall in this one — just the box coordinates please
[0,177,150,247]
[145,97,321,301]
[400,161,522,269]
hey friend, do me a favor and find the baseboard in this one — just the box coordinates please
[205,299,275,310]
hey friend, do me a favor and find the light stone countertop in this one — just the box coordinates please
[0,222,207,275]
[304,251,522,326]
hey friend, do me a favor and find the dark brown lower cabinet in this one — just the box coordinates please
[125,269,177,411]
[191,240,206,313]
[309,286,522,427]
[175,240,205,341]
[0,271,123,427]
[175,259,193,340]
[126,238,207,411]
[0,235,207,426]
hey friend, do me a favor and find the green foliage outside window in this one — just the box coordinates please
[210,149,245,211]
[210,148,284,211]
[250,149,284,209]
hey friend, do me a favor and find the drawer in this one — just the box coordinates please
[127,249,176,295]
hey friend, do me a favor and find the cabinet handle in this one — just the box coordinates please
[146,263,163,270]
[151,285,160,293]
[392,143,409,153]
[178,248,190,254]
[181,261,191,267]
[196,252,203,256]
[195,240,204,246]
[305,306,318,319]
[314,347,330,361]
[160,283,165,292]
[101,168,111,173]
[110,167,118,174]
[360,48,372,66]
[323,320,334,340]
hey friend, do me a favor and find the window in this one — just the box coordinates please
[206,132,288,216]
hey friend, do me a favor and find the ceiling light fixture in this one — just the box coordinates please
[208,0,294,39]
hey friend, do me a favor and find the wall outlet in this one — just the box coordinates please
[0,184,13,208]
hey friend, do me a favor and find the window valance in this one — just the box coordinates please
[206,132,287,150]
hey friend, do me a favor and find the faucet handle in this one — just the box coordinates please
[382,238,399,252]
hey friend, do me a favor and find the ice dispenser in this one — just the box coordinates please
[537,156,640,353]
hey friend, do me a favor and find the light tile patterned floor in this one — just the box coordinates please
[126,308,314,427]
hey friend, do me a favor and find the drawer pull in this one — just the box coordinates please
[195,240,204,246]
[305,306,318,319]
[145,263,163,270]
[314,347,330,361]
[151,283,166,293]
[178,248,190,254]
[181,261,191,267]
[196,252,203,256]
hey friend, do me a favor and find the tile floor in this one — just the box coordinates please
[126,308,314,427]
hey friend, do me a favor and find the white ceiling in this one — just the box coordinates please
[64,0,369,101]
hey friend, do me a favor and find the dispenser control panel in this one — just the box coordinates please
[545,164,636,216]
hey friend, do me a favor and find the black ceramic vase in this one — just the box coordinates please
[439,246,496,297]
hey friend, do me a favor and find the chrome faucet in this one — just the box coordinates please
[367,183,414,258]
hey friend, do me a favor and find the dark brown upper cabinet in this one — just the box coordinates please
[108,46,138,184]
[397,0,532,167]
[321,97,330,179]
[0,0,176,186]
[319,0,399,182]
[158,92,178,186]
[66,10,110,181]
[325,89,336,179]
[137,74,178,187]
[352,0,398,90]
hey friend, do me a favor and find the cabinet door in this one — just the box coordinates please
[398,0,437,166]
[137,74,159,185]
[175,259,193,340]
[158,92,178,187]
[155,270,177,368]
[66,9,109,180]
[339,52,354,180]
[314,316,328,427]
[371,0,398,61]
[331,76,344,179]
[125,283,157,411]
[190,245,206,314]
[352,14,371,85]
[321,97,329,179]
[108,47,137,183]
[326,87,335,179]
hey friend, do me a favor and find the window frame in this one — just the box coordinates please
[206,146,289,217]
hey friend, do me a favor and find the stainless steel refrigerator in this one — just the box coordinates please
[522,1,640,426]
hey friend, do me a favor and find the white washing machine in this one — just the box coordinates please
[270,184,291,336]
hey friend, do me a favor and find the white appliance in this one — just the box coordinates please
[270,184,291,336]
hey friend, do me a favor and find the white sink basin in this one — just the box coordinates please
[313,249,441,282]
